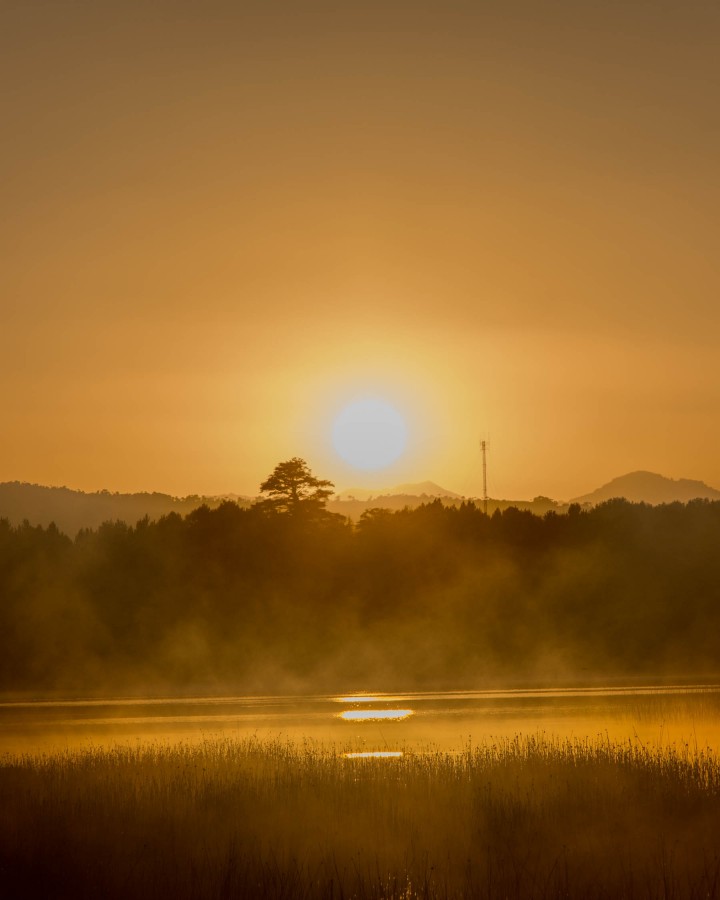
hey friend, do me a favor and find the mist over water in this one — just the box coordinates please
[3,685,719,757]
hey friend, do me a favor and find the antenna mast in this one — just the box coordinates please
[481,439,488,516]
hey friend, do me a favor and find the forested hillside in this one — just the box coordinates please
[2,498,719,696]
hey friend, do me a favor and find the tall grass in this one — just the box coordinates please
[1,734,719,899]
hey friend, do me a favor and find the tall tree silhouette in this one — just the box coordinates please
[255,458,334,517]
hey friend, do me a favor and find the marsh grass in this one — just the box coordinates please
[1,734,719,899]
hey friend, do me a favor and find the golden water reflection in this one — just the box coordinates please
[339,709,414,721]
[3,686,720,756]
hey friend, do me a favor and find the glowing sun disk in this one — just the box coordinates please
[332,399,408,470]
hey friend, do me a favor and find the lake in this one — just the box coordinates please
[2,684,719,757]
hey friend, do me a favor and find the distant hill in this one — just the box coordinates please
[0,482,251,537]
[336,480,461,501]
[328,492,565,521]
[571,471,720,506]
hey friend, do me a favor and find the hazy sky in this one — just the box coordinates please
[2,0,719,500]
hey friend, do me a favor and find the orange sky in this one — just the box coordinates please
[2,1,719,501]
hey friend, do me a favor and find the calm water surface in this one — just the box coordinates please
[2,685,720,757]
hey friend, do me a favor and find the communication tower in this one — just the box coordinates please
[480,440,488,516]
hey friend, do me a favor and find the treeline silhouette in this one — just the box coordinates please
[1,498,719,695]
[0,479,565,533]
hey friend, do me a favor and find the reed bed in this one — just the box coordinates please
[1,733,719,899]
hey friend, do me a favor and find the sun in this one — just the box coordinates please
[332,399,408,470]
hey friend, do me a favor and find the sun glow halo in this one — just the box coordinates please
[332,399,408,470]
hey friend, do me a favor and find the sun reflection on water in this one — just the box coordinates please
[339,709,414,721]
[336,696,385,704]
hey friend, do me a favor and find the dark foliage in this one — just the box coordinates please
[1,497,719,695]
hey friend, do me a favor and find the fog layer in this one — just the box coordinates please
[1,499,718,697]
